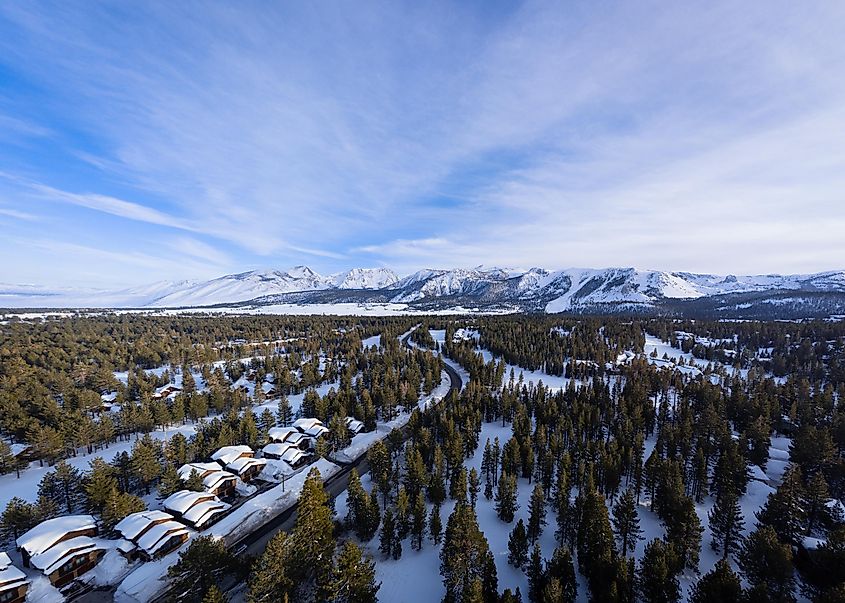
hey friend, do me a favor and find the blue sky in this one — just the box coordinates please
[1,1,844,288]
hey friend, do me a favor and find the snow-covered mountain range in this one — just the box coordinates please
[3,266,845,317]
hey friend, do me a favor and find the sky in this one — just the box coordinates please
[1,1,844,288]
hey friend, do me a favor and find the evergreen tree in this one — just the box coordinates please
[168,536,241,603]
[429,504,443,545]
[689,559,742,603]
[495,473,519,523]
[545,547,576,603]
[290,468,336,601]
[508,519,529,569]
[738,526,795,602]
[380,507,395,558]
[526,543,545,603]
[38,461,84,514]
[637,539,680,603]
[411,491,426,550]
[102,487,146,531]
[440,504,492,603]
[84,457,119,513]
[468,468,481,508]
[527,484,547,544]
[708,489,744,559]
[331,541,380,603]
[755,466,805,545]
[612,487,643,557]
[201,587,228,603]
[247,531,292,603]
[276,396,294,427]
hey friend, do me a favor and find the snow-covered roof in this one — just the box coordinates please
[100,392,118,402]
[0,553,27,591]
[262,443,306,465]
[267,427,309,444]
[17,515,97,557]
[136,521,189,557]
[210,445,253,465]
[182,500,229,528]
[9,443,30,457]
[293,418,324,431]
[29,536,102,575]
[201,470,238,491]
[163,491,215,514]
[115,511,173,542]
[345,417,364,432]
[177,462,225,481]
[261,382,276,394]
[226,456,266,474]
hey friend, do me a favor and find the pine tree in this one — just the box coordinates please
[331,541,380,603]
[102,487,146,531]
[290,468,336,601]
[665,495,702,572]
[429,504,442,545]
[380,507,395,558]
[508,519,529,569]
[276,396,293,427]
[411,492,426,550]
[612,487,643,557]
[85,457,119,513]
[247,531,292,603]
[38,461,84,514]
[202,586,228,603]
[468,467,481,507]
[482,550,498,603]
[637,539,680,603]
[168,536,241,603]
[396,487,411,538]
[803,472,833,535]
[689,559,742,603]
[527,484,547,544]
[737,526,795,602]
[526,543,545,603]
[495,473,519,523]
[440,504,492,603]
[755,466,805,545]
[545,547,576,603]
[708,488,744,560]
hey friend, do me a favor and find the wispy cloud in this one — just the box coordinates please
[0,0,843,286]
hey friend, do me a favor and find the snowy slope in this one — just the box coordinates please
[2,265,844,312]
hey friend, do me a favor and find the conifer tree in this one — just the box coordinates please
[738,526,795,602]
[526,543,545,603]
[689,559,742,603]
[637,539,680,603]
[331,541,380,603]
[411,491,426,550]
[85,457,119,513]
[290,468,335,601]
[545,547,576,603]
[276,396,294,427]
[468,467,481,508]
[429,504,442,545]
[508,519,529,569]
[380,507,395,558]
[201,586,228,603]
[247,531,292,603]
[755,466,805,545]
[527,484,547,544]
[440,504,492,603]
[168,536,241,603]
[612,487,643,557]
[709,488,744,560]
[495,473,519,523]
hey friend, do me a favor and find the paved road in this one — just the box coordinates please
[75,336,461,603]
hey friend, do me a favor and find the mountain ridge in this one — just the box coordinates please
[3,266,845,318]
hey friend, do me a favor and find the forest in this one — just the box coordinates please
[0,313,843,602]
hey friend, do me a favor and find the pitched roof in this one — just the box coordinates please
[29,536,103,575]
[163,491,215,514]
[136,521,189,557]
[16,515,97,557]
[115,511,173,542]
[210,445,253,465]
